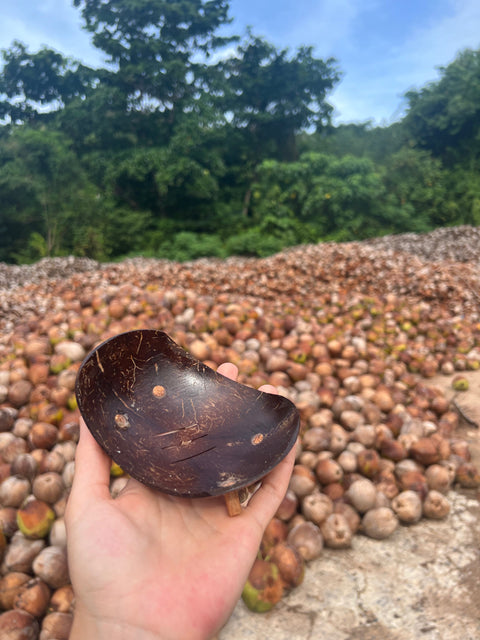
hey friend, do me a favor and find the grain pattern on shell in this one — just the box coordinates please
[75,330,300,497]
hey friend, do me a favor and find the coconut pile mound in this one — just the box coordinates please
[361,224,480,263]
[1,226,480,634]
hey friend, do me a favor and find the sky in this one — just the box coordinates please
[0,0,479,126]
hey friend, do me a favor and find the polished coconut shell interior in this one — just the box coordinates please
[75,330,300,498]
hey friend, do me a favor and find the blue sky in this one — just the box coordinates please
[0,0,479,126]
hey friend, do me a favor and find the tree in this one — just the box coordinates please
[0,2,236,146]
[209,32,339,219]
[0,128,104,262]
[300,121,405,164]
[381,147,447,230]
[0,41,97,124]
[443,166,480,226]
[73,0,234,119]
[215,32,340,163]
[52,1,237,160]
[55,83,142,154]
[404,48,480,167]
[250,153,391,241]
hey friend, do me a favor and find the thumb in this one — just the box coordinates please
[67,418,112,515]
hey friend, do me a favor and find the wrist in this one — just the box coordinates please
[69,608,167,640]
[69,606,215,640]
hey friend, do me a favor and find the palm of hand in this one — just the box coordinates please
[65,364,295,640]
[68,483,272,638]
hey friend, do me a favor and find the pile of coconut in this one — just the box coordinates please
[0,228,480,634]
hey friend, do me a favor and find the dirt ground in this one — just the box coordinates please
[218,371,480,640]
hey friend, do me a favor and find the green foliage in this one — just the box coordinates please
[404,48,480,166]
[0,5,479,264]
[301,121,406,164]
[155,231,226,261]
[73,0,233,113]
[12,232,49,264]
[99,204,153,258]
[214,32,339,163]
[224,229,287,258]
[381,147,448,230]
[101,126,225,232]
[443,166,480,226]
[251,153,390,240]
[0,41,97,123]
[0,128,105,261]
[56,84,142,154]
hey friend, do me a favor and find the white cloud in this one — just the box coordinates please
[394,0,480,91]
[330,81,407,126]
[0,16,35,49]
[0,1,101,66]
[330,0,480,124]
[273,0,382,56]
[287,0,362,54]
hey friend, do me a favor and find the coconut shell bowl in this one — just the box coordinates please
[75,330,300,515]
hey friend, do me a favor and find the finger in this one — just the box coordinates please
[216,365,286,526]
[217,362,238,381]
[68,418,112,510]
[245,446,296,530]
[258,383,278,395]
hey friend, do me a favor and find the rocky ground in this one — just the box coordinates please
[220,370,480,640]
[0,226,480,639]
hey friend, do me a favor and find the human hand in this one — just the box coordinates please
[65,363,295,640]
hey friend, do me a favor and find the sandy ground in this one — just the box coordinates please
[218,371,480,640]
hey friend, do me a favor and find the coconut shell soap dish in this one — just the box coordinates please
[75,330,300,516]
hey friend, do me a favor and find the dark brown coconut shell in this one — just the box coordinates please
[75,330,300,498]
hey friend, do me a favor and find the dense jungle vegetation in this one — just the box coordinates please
[0,0,479,263]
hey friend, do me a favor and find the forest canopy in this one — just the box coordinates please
[0,0,479,263]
